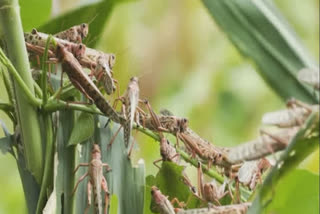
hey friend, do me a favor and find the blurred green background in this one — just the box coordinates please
[0,0,318,213]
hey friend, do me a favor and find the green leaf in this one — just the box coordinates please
[265,169,319,214]
[19,0,51,31]
[0,120,13,155]
[146,162,201,213]
[248,112,319,213]
[98,117,145,214]
[38,0,121,47]
[0,135,12,154]
[68,112,94,146]
[202,0,318,103]
[54,110,76,214]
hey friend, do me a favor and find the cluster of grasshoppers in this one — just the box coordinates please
[24,23,319,214]
[144,97,318,213]
[25,24,143,214]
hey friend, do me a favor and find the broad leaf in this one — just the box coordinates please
[202,0,318,103]
[265,169,319,214]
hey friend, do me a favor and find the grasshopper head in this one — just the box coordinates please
[108,54,116,69]
[80,23,89,39]
[56,43,67,60]
[91,144,101,159]
[130,76,139,84]
[178,118,188,132]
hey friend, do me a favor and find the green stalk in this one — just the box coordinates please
[41,35,54,104]
[0,0,43,187]
[36,114,54,214]
[0,65,14,104]
[0,101,15,122]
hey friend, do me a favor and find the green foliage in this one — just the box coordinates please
[248,112,319,213]
[68,112,95,146]
[202,0,318,103]
[265,169,319,214]
[146,162,201,213]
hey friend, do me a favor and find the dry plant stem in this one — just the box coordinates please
[0,0,43,188]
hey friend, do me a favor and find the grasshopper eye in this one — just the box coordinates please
[31,28,38,34]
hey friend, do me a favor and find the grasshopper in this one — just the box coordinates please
[140,103,188,147]
[121,77,140,147]
[175,203,251,214]
[108,77,143,156]
[237,158,271,190]
[196,162,231,206]
[151,186,185,214]
[144,104,196,192]
[72,144,112,214]
[55,43,125,124]
[142,106,230,168]
[227,127,299,164]
[93,54,117,95]
[297,68,320,90]
[179,128,230,169]
[262,99,318,127]
[54,23,89,43]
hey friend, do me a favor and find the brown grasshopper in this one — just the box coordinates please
[175,203,251,214]
[226,127,299,164]
[108,77,144,157]
[72,144,112,214]
[262,99,317,128]
[55,43,125,124]
[179,128,230,169]
[151,186,185,214]
[196,162,231,206]
[143,104,196,192]
[237,158,271,190]
[141,106,230,168]
[92,54,117,95]
[140,103,188,147]
[54,23,89,43]
[120,77,140,148]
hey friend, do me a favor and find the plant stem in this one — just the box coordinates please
[0,0,43,188]
[41,35,54,104]
[0,101,15,122]
[43,99,103,114]
[36,114,54,214]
